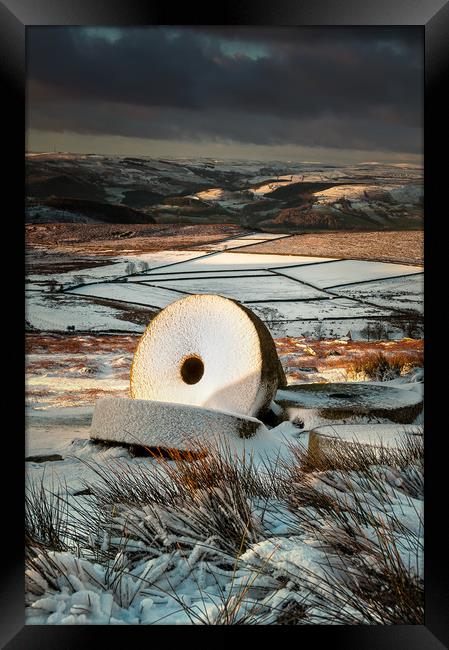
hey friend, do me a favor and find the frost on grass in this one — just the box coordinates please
[26,434,423,625]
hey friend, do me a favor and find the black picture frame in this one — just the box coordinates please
[4,1,448,646]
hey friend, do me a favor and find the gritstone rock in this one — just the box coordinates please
[308,423,423,460]
[275,382,423,427]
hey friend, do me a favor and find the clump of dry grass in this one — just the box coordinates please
[25,477,70,553]
[50,440,277,566]
[295,428,423,479]
[270,434,424,624]
[349,351,423,381]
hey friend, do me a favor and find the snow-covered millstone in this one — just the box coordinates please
[130,294,285,418]
[276,382,423,427]
[89,397,267,449]
[308,423,423,457]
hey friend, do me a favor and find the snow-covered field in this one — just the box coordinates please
[26,232,423,339]
[72,276,328,304]
[335,274,424,312]
[130,270,274,281]
[278,259,422,289]
[70,283,187,310]
[27,250,209,285]
[25,291,144,333]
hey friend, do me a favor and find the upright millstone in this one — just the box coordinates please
[130,293,285,418]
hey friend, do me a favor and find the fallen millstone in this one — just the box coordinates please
[130,293,285,418]
[275,382,423,427]
[90,397,267,451]
[308,423,423,459]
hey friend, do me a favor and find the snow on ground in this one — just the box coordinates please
[28,251,213,286]
[28,232,422,337]
[266,319,405,339]
[26,291,143,332]
[26,412,91,458]
[25,407,299,495]
[142,251,337,274]
[25,413,423,624]
[121,249,232,269]
[26,205,95,224]
[246,297,393,321]
[334,274,423,312]
[27,235,295,287]
[27,374,128,395]
[130,270,274,281]
[70,283,186,310]
[25,425,89,458]
[137,275,328,302]
[278,259,422,289]
[25,321,423,625]
[193,188,254,209]
[65,282,396,331]
[26,437,135,495]
[26,405,94,425]
[246,165,422,195]
[250,177,302,195]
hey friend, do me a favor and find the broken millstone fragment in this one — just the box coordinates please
[90,397,267,451]
[275,382,423,426]
[308,423,423,461]
[130,293,283,418]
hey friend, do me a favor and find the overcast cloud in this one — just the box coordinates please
[26,26,423,162]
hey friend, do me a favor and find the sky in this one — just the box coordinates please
[26,26,423,164]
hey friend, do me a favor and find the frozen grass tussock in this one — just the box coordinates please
[26,434,423,625]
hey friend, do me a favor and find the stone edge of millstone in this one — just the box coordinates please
[89,396,266,449]
[232,299,285,416]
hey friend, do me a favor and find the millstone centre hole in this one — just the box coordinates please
[180,356,204,385]
[332,393,356,399]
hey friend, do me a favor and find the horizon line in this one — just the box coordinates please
[25,150,423,167]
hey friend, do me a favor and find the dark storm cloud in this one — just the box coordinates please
[28,99,420,155]
[27,26,423,154]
